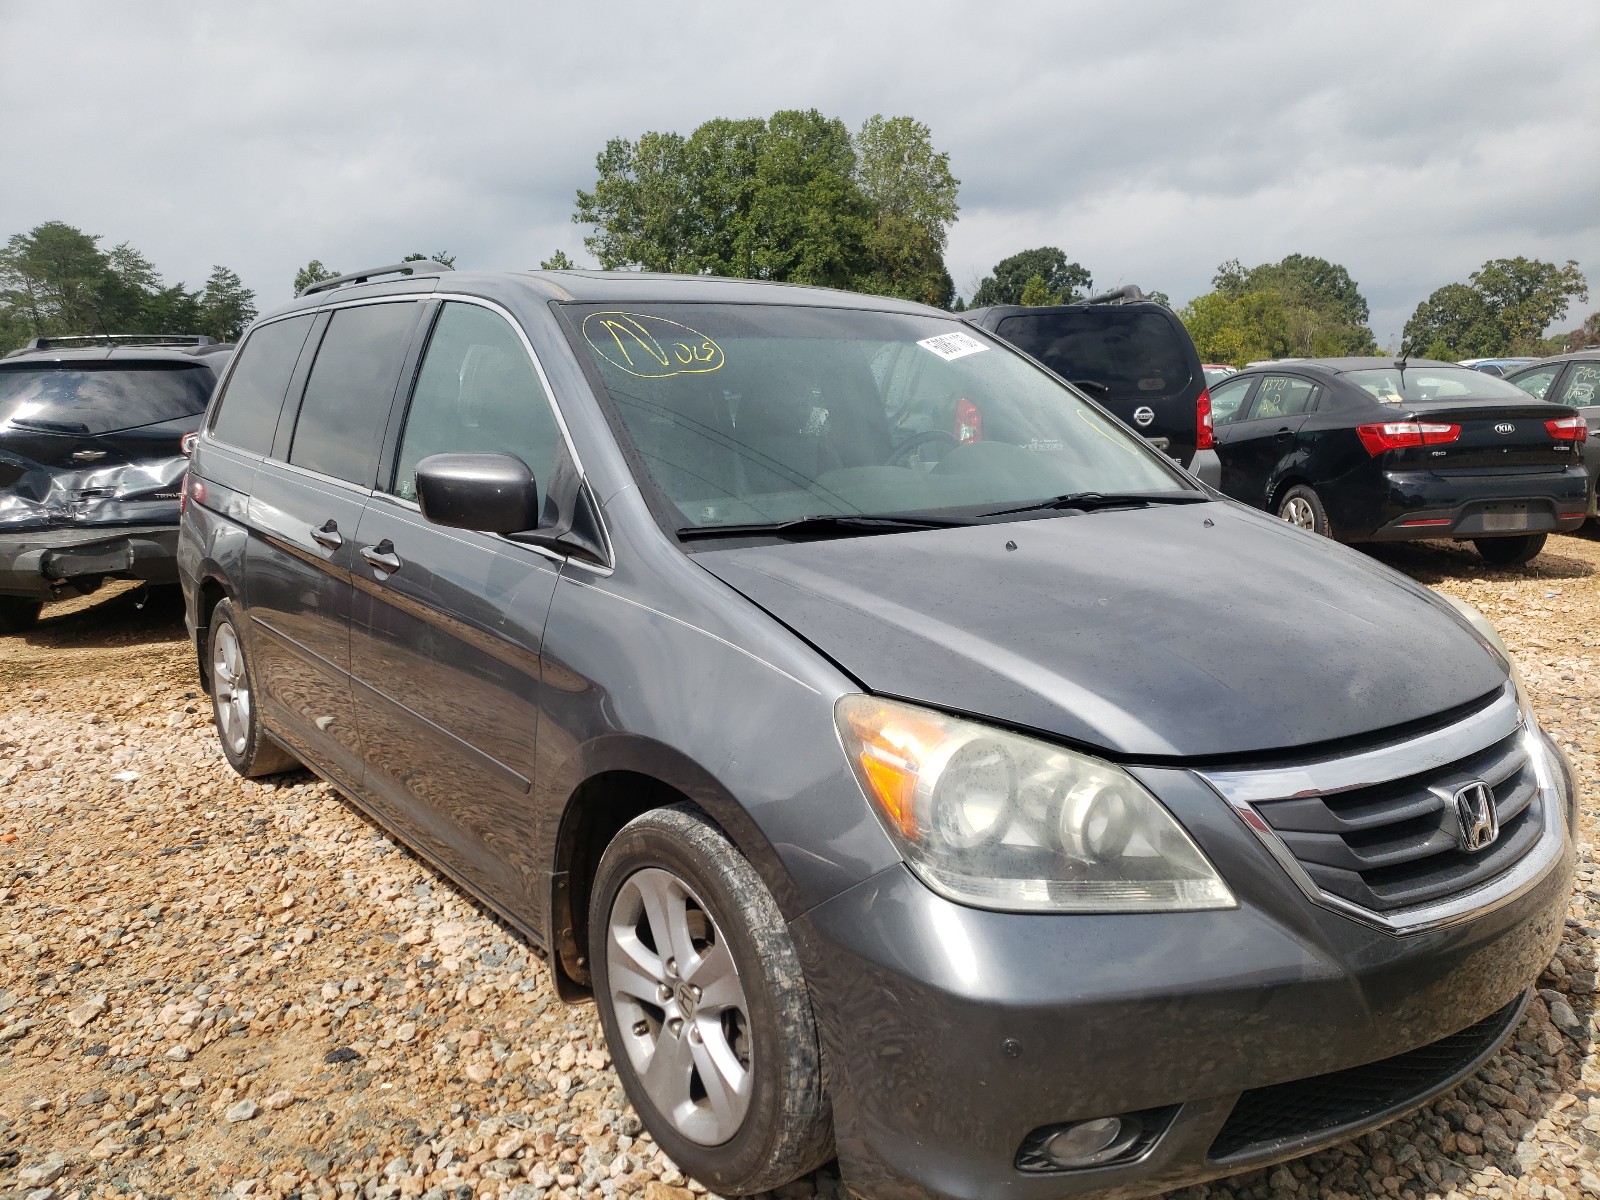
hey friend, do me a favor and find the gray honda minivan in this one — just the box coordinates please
[178,263,1577,1200]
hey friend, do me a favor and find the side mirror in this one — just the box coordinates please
[415,452,540,533]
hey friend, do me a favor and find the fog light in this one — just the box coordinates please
[1016,1107,1176,1173]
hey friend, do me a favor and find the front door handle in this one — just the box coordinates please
[361,540,402,574]
[1274,428,1294,441]
[311,520,343,549]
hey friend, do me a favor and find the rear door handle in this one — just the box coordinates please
[361,540,402,574]
[1274,428,1294,440]
[311,520,343,549]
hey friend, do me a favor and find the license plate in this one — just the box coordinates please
[1480,511,1530,532]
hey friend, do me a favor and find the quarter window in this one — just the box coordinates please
[392,303,563,519]
[289,302,419,486]
[1553,363,1600,408]
[210,315,314,454]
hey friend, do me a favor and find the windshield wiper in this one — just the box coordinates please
[979,491,1211,519]
[677,514,972,541]
[1072,379,1111,395]
[7,417,90,434]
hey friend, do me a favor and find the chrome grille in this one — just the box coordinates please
[1199,688,1562,932]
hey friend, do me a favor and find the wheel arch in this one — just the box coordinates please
[191,567,235,688]
[544,735,793,1002]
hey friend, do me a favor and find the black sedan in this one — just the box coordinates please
[1191,357,1588,565]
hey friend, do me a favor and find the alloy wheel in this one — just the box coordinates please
[211,621,250,757]
[1281,496,1316,529]
[606,866,753,1145]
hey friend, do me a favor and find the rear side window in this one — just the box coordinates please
[391,303,563,515]
[210,315,314,454]
[1553,363,1600,408]
[289,302,418,486]
[996,310,1194,397]
[1251,376,1317,419]
[0,363,214,435]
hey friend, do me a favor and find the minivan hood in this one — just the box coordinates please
[695,502,1508,759]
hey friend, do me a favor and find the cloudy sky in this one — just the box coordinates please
[3,1,1596,345]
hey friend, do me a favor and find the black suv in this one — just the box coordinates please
[0,333,232,631]
[966,287,1210,465]
[180,265,1575,1200]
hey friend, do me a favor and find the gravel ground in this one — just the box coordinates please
[2,531,1598,1200]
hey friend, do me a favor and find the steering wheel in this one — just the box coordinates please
[888,429,959,466]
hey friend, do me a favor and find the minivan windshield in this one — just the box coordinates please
[1343,366,1539,405]
[569,303,1195,531]
[0,363,214,435]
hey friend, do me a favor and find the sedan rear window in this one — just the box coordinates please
[0,363,214,435]
[994,310,1193,397]
[1344,366,1536,405]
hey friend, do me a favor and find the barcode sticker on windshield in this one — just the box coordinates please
[917,331,988,361]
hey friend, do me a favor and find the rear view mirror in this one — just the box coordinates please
[415,452,540,534]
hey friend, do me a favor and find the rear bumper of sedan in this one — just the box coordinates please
[1355,466,1588,541]
[792,741,1576,1200]
[0,523,181,599]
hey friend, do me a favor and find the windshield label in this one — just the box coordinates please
[582,312,725,379]
[916,331,988,362]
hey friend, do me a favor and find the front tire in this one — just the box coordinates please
[590,805,833,1196]
[0,597,43,635]
[1474,533,1546,566]
[207,598,299,777]
[1277,484,1331,536]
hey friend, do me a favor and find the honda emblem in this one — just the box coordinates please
[1452,781,1498,853]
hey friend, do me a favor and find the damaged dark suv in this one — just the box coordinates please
[0,334,232,632]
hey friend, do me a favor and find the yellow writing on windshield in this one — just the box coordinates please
[582,312,725,379]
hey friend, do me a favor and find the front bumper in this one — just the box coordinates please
[0,524,181,599]
[1361,467,1588,542]
[793,737,1576,1200]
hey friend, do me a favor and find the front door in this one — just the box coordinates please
[349,299,569,913]
[1218,374,1318,508]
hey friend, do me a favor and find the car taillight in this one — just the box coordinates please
[180,431,200,457]
[1356,422,1461,456]
[1196,387,1214,451]
[1546,415,1587,442]
[954,397,983,444]
[179,472,190,515]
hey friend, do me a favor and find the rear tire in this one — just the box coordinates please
[590,804,833,1196]
[0,597,43,635]
[1474,533,1546,566]
[207,598,299,777]
[1277,484,1331,536]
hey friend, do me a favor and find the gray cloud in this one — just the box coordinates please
[2,0,1594,344]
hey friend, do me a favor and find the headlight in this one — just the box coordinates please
[835,695,1236,913]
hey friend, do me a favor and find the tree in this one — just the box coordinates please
[572,109,960,304]
[1213,254,1376,356]
[539,250,578,270]
[971,248,1092,307]
[1180,289,1295,366]
[292,260,339,295]
[1401,258,1589,357]
[403,251,457,267]
[198,266,257,342]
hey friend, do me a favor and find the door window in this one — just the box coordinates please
[1552,363,1600,408]
[392,302,563,518]
[209,315,314,454]
[1507,363,1561,401]
[1250,376,1317,419]
[289,302,418,486]
[1208,375,1254,426]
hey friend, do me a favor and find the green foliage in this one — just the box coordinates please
[199,266,258,342]
[573,109,960,307]
[403,251,457,266]
[0,221,254,352]
[971,248,1091,308]
[1402,258,1589,358]
[292,260,338,296]
[1180,288,1295,365]
[1210,254,1376,357]
[539,250,578,271]
[1018,275,1052,306]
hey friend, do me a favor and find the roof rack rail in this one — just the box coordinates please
[23,333,217,350]
[1084,285,1148,306]
[299,260,455,298]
